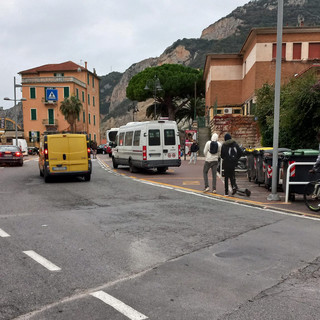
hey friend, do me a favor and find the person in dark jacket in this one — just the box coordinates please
[189,141,199,164]
[221,133,242,196]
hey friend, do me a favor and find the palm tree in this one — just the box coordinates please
[175,97,205,124]
[59,95,82,133]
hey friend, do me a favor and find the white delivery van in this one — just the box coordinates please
[13,139,28,155]
[112,119,181,173]
[106,128,119,146]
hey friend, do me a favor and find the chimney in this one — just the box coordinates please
[85,61,87,69]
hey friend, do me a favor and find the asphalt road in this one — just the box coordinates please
[1,157,320,319]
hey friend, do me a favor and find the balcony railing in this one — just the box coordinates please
[42,119,58,126]
[41,98,58,105]
[22,77,86,88]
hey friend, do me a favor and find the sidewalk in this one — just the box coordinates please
[98,155,318,218]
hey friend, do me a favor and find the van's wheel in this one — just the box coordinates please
[84,173,91,181]
[157,167,167,174]
[129,160,138,173]
[112,157,118,169]
[44,170,50,183]
[40,169,44,177]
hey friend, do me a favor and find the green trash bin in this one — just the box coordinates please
[282,149,320,200]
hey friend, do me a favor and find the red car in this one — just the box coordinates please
[97,144,112,157]
[0,145,24,166]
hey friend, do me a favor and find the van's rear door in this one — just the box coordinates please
[147,123,163,162]
[48,134,88,173]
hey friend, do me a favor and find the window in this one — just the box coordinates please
[94,134,96,141]
[54,73,64,77]
[293,43,302,60]
[89,113,91,124]
[28,131,40,143]
[48,109,54,125]
[87,73,90,85]
[92,76,95,88]
[88,94,90,105]
[149,129,160,146]
[76,88,79,99]
[83,111,85,123]
[93,115,96,126]
[82,91,85,103]
[272,43,286,59]
[31,109,37,120]
[119,132,125,146]
[133,130,141,146]
[30,87,36,99]
[309,43,320,59]
[125,131,133,146]
[164,129,175,145]
[93,96,95,106]
[64,87,70,98]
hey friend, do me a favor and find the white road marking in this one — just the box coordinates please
[0,228,10,237]
[23,250,61,271]
[90,290,148,320]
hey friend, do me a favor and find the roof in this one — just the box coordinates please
[19,61,89,75]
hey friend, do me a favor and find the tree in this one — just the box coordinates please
[255,72,320,149]
[126,64,204,120]
[59,95,83,133]
[175,97,205,124]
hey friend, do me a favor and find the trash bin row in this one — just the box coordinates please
[245,148,319,200]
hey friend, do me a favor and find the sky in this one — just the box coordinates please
[0,0,249,109]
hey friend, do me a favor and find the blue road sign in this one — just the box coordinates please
[46,88,58,101]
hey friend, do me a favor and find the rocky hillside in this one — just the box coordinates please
[100,0,320,135]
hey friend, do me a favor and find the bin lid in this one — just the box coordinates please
[283,149,319,156]
[263,148,291,156]
[253,147,273,155]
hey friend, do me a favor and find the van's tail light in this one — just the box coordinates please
[87,147,91,158]
[178,145,181,159]
[44,148,48,160]
[143,146,147,160]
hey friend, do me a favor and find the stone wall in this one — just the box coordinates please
[210,115,261,148]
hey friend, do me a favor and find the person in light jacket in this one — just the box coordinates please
[203,133,221,193]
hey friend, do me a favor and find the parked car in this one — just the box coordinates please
[27,146,39,155]
[97,144,112,156]
[0,145,23,166]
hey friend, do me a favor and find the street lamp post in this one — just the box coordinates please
[128,104,139,121]
[144,75,162,119]
[4,76,25,146]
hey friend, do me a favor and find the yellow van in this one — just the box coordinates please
[39,133,92,182]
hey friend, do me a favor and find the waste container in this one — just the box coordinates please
[253,148,273,186]
[282,149,320,200]
[246,148,255,182]
[263,148,291,191]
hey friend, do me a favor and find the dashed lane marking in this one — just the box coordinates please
[90,291,148,320]
[0,228,10,237]
[23,250,61,271]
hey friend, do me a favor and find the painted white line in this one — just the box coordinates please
[90,290,148,320]
[23,250,61,271]
[0,228,10,237]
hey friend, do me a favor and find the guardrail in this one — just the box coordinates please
[285,162,315,203]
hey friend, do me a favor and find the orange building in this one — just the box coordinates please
[204,27,320,120]
[19,61,100,146]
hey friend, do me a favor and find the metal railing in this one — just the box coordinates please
[285,162,315,203]
[22,77,86,88]
[42,119,58,126]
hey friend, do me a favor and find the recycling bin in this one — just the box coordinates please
[253,147,273,186]
[282,149,320,200]
[263,148,291,191]
[245,148,255,182]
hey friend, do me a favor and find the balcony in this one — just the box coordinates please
[42,119,58,128]
[22,76,86,88]
[41,98,58,106]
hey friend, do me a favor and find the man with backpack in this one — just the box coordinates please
[203,133,221,193]
[221,133,243,196]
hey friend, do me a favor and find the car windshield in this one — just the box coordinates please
[0,146,19,152]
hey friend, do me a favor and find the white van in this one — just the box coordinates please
[106,128,119,145]
[112,119,181,173]
[13,139,28,155]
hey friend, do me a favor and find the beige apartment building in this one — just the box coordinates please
[19,61,100,146]
[204,26,320,120]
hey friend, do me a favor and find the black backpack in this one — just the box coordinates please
[209,141,218,154]
[228,146,238,162]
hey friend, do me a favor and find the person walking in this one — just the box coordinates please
[189,141,199,164]
[91,140,97,159]
[221,133,242,196]
[203,133,221,193]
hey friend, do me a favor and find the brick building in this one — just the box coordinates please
[203,26,320,146]
[19,61,100,146]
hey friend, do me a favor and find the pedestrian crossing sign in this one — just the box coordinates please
[46,88,58,101]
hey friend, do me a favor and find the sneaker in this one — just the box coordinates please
[224,193,229,196]
[211,189,216,194]
[203,187,210,192]
[232,187,237,195]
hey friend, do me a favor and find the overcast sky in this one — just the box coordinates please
[0,0,249,109]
